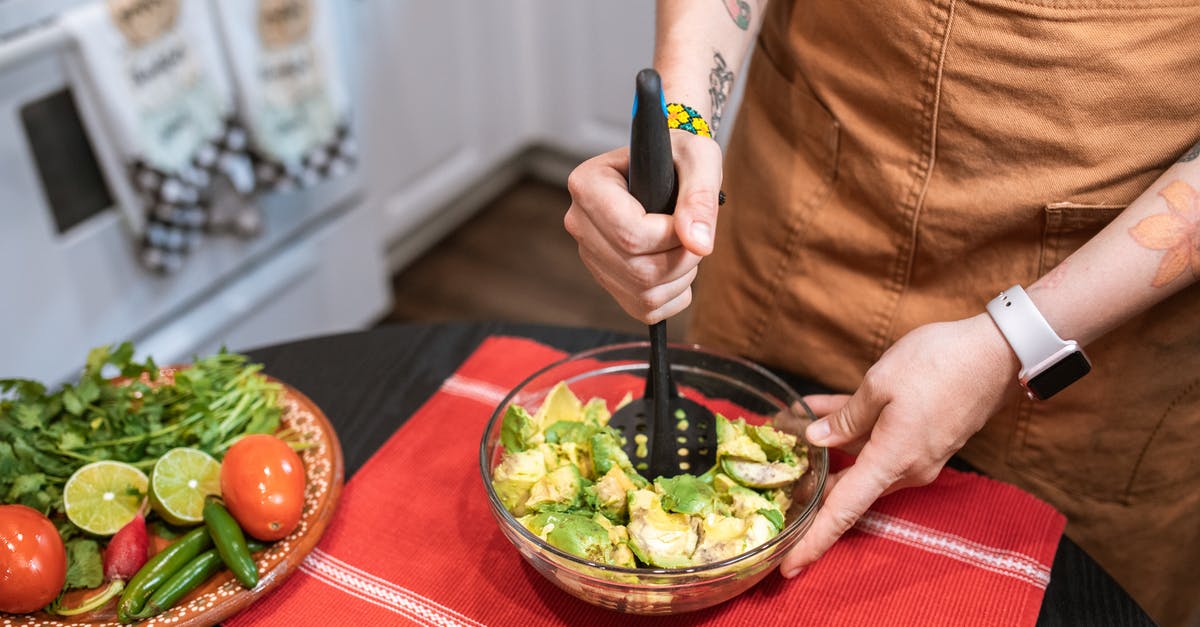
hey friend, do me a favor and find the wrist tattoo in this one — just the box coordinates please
[722,0,751,29]
[1178,140,1200,163]
[1128,179,1200,287]
[709,51,735,134]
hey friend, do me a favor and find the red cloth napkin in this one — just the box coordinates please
[227,336,1066,627]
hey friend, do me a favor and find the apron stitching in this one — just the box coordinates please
[746,208,803,352]
[1013,395,1034,470]
[1038,208,1058,278]
[745,131,838,352]
[868,0,959,362]
[982,0,1200,8]
[1122,376,1200,500]
[743,46,840,353]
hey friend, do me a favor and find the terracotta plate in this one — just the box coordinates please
[2,371,344,627]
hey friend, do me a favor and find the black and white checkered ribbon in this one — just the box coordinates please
[128,118,257,274]
[251,123,357,192]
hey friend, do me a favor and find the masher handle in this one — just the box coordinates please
[629,68,677,216]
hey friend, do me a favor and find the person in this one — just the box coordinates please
[564,1,1200,625]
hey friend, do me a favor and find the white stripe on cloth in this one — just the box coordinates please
[855,511,1052,588]
[440,375,511,408]
[300,548,486,627]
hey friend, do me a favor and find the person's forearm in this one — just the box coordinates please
[654,0,767,135]
[1027,142,1200,344]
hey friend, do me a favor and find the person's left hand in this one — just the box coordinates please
[779,313,1020,578]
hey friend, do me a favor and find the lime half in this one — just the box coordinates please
[63,461,149,536]
[150,447,222,526]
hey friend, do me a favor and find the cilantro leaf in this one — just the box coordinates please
[58,431,85,451]
[0,378,46,398]
[62,389,84,416]
[14,404,43,430]
[63,539,104,590]
[7,472,45,500]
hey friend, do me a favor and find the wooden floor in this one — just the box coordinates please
[383,178,690,341]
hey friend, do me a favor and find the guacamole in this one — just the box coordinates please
[492,382,808,568]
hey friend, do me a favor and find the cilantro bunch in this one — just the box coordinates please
[0,343,283,519]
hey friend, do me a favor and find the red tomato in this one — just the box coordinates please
[0,504,67,614]
[220,434,306,541]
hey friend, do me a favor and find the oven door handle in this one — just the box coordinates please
[0,21,70,71]
[134,242,318,363]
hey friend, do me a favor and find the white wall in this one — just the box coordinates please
[353,0,751,271]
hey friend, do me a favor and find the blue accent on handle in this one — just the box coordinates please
[631,82,670,119]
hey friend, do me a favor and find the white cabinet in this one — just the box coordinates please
[353,0,655,266]
[349,0,533,265]
[527,1,655,157]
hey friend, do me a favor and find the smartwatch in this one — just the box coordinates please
[985,285,1091,400]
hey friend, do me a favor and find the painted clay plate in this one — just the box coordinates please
[2,370,344,627]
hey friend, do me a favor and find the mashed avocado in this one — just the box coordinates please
[492,382,808,568]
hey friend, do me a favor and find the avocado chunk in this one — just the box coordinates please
[544,420,600,445]
[523,511,611,561]
[626,489,699,568]
[534,382,585,429]
[500,405,539,452]
[555,441,594,479]
[492,448,549,516]
[716,415,768,462]
[582,397,612,425]
[747,423,799,462]
[592,514,637,568]
[655,474,721,516]
[722,457,804,489]
[591,430,649,488]
[592,465,638,522]
[725,483,777,518]
[526,464,587,512]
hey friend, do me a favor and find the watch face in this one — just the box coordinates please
[1027,350,1092,400]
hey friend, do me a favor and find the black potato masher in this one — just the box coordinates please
[607,69,718,480]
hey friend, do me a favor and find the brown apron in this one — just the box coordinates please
[688,1,1200,624]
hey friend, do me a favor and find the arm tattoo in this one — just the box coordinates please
[1128,179,1200,287]
[722,0,751,29]
[709,51,735,135]
[1178,140,1200,163]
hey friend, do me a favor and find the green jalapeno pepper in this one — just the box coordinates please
[128,540,267,620]
[203,497,259,589]
[117,526,213,623]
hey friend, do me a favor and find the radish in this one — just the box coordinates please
[52,513,149,616]
[104,513,149,579]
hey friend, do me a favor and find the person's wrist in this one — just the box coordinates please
[972,312,1021,379]
[665,102,714,138]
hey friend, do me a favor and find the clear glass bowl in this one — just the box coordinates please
[479,342,828,615]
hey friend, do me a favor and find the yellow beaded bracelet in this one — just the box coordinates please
[665,103,713,139]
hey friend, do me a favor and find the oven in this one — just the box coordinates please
[0,3,391,384]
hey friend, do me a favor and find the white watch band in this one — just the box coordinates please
[985,285,1070,373]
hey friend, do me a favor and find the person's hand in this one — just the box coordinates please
[564,131,723,324]
[780,313,1020,578]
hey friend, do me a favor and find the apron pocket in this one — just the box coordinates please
[704,39,841,357]
[1016,201,1200,501]
[1038,202,1126,275]
[1013,202,1130,500]
[743,39,840,346]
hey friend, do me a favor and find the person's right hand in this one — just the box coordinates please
[564,131,724,324]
